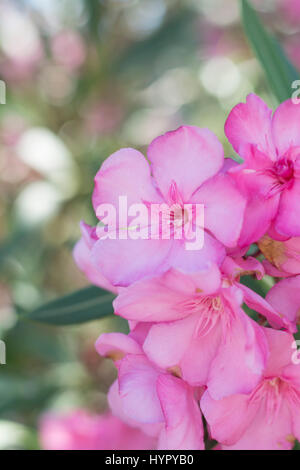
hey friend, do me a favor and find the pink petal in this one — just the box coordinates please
[238,194,279,247]
[229,147,275,197]
[157,375,204,450]
[225,93,276,160]
[240,283,293,331]
[108,380,162,438]
[262,259,291,278]
[272,99,300,156]
[280,237,300,274]
[91,237,172,286]
[222,256,265,280]
[92,148,162,215]
[148,126,223,202]
[264,328,295,377]
[221,157,240,174]
[118,354,164,424]
[169,232,226,273]
[180,322,222,386]
[73,223,117,293]
[114,269,197,322]
[207,301,268,399]
[191,173,246,247]
[114,266,221,323]
[95,333,142,361]
[222,402,293,450]
[143,315,199,372]
[275,180,300,237]
[266,276,300,328]
[201,390,253,445]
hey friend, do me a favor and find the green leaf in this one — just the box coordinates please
[20,286,115,326]
[240,275,273,298]
[241,0,299,103]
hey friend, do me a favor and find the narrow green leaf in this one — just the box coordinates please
[20,286,115,325]
[241,0,299,103]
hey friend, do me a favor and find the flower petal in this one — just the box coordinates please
[73,224,117,293]
[92,148,162,216]
[192,173,246,247]
[240,283,294,332]
[207,302,268,399]
[157,375,204,450]
[275,180,300,237]
[148,126,223,202]
[143,315,199,371]
[118,354,164,424]
[169,233,226,273]
[92,237,172,286]
[201,390,253,446]
[225,93,275,160]
[266,275,300,328]
[272,99,300,156]
[114,269,198,322]
[238,194,279,247]
[95,333,142,361]
[114,265,221,323]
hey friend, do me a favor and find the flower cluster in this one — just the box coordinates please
[74,94,300,450]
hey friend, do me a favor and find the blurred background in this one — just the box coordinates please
[0,0,299,450]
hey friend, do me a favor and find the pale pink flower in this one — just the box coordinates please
[113,260,292,400]
[90,126,246,286]
[40,410,156,450]
[96,330,204,450]
[225,94,300,246]
[201,328,300,450]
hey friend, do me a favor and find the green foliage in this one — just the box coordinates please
[241,0,299,103]
[21,286,115,326]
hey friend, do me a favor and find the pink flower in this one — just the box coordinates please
[266,275,300,327]
[113,260,291,400]
[258,234,300,277]
[96,330,204,450]
[90,126,246,286]
[40,410,156,450]
[73,221,118,293]
[225,94,300,246]
[201,328,300,450]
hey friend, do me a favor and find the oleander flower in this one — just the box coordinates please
[225,94,300,246]
[96,329,204,450]
[88,126,246,286]
[201,328,300,450]
[113,260,291,400]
